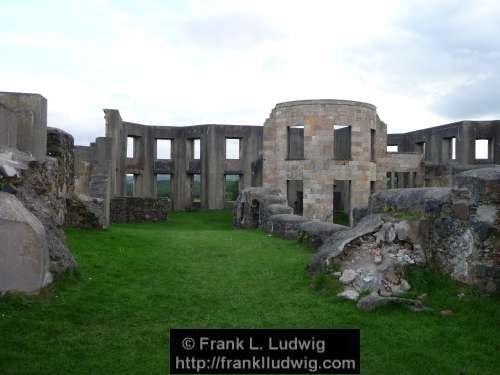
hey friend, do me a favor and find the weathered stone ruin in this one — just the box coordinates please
[1,91,499,298]
[236,184,498,308]
[233,186,348,243]
[232,100,500,305]
[309,188,490,297]
[0,93,78,293]
[233,187,292,229]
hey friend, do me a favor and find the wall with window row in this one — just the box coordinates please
[104,109,263,210]
[387,120,500,165]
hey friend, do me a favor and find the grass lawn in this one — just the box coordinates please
[332,210,350,226]
[1,210,499,374]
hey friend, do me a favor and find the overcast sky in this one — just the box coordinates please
[1,0,499,145]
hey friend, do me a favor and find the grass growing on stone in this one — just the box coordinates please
[1,210,499,374]
[382,205,423,221]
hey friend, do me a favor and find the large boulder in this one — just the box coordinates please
[0,192,52,293]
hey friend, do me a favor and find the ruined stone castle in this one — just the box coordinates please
[76,98,499,226]
[1,92,499,296]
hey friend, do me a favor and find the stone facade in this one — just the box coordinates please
[100,110,263,211]
[262,100,422,225]
[388,120,500,186]
[71,97,499,230]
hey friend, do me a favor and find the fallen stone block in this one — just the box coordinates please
[298,221,348,247]
[308,214,384,274]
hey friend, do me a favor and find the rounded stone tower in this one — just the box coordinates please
[263,99,384,223]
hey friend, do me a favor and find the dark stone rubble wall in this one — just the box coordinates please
[110,197,170,223]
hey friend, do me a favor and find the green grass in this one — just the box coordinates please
[332,210,350,226]
[382,205,423,221]
[1,210,499,374]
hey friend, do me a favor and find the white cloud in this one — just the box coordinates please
[0,0,499,145]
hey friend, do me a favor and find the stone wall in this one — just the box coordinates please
[234,187,347,243]
[0,92,47,160]
[0,144,77,276]
[14,131,77,274]
[0,103,17,148]
[0,92,79,283]
[73,137,113,227]
[455,167,500,293]
[388,120,500,165]
[66,194,107,229]
[367,187,498,293]
[233,187,292,228]
[46,127,75,196]
[309,186,500,299]
[377,153,423,188]
[110,197,170,223]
